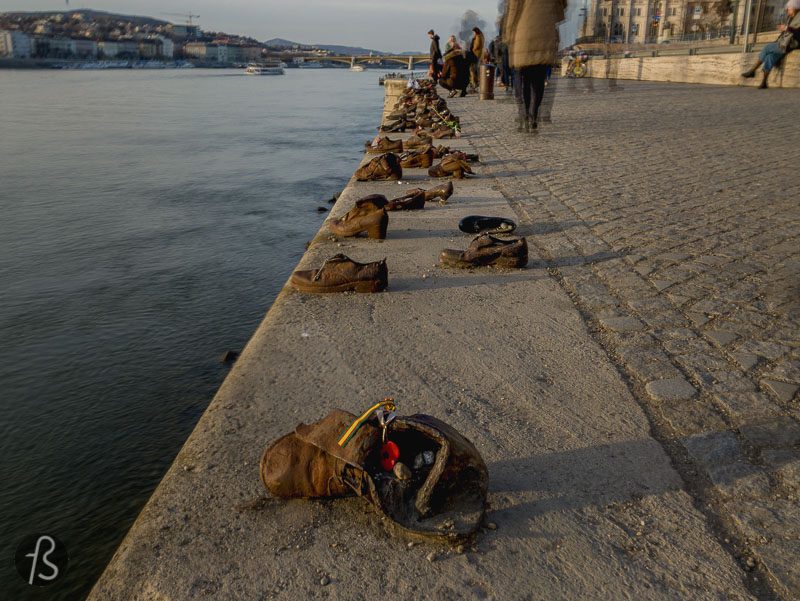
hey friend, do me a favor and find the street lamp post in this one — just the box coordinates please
[741,0,753,52]
[730,0,739,44]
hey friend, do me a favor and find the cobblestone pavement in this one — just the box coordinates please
[456,80,799,599]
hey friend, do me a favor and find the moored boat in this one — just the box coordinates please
[245,63,285,75]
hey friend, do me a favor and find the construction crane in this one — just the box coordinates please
[162,12,200,27]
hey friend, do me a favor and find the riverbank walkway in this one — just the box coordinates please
[90,80,799,600]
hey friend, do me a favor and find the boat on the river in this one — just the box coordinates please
[245,63,285,75]
[350,64,365,72]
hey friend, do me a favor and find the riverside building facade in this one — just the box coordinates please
[0,29,33,58]
[583,0,787,43]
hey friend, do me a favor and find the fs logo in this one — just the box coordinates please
[15,533,69,586]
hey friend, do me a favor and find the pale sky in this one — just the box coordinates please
[1,1,581,52]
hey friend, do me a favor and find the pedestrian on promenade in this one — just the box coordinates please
[502,0,566,132]
[439,45,470,97]
[445,34,460,54]
[428,29,443,83]
[469,26,485,90]
[742,0,800,88]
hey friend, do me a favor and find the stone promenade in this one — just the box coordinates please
[89,80,797,601]
[456,79,799,599]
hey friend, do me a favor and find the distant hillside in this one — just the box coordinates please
[263,37,390,56]
[263,38,299,48]
[3,9,170,26]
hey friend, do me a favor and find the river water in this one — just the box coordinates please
[0,67,385,600]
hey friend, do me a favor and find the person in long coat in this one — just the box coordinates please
[428,29,443,82]
[469,26,485,88]
[502,0,566,131]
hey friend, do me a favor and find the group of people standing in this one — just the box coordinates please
[428,27,486,98]
[427,0,567,132]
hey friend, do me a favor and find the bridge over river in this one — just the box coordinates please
[316,54,430,69]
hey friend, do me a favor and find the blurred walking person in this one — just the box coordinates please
[503,0,566,132]
[428,29,443,83]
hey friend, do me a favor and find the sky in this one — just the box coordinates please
[0,1,580,52]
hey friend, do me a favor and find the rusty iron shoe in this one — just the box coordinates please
[386,189,426,211]
[439,234,528,268]
[428,155,473,179]
[365,136,403,154]
[328,203,388,239]
[260,405,488,542]
[355,153,403,181]
[399,147,434,169]
[423,181,454,204]
[290,254,388,293]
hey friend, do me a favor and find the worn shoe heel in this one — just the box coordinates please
[355,279,385,293]
[366,213,388,240]
[496,254,528,268]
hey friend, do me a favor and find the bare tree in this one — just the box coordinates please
[456,10,487,46]
[496,1,508,34]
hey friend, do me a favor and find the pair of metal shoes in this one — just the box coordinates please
[439,215,525,269]
[326,182,455,241]
[261,401,488,543]
[428,154,473,179]
[291,183,455,294]
[355,152,403,181]
[440,232,528,269]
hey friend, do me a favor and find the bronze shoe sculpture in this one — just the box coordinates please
[354,193,388,211]
[290,254,388,293]
[328,203,388,239]
[260,401,488,543]
[423,181,454,204]
[355,153,403,182]
[405,132,432,150]
[386,189,425,211]
[431,126,457,139]
[379,120,405,133]
[399,147,434,169]
[365,136,403,154]
[428,155,473,179]
[439,233,528,268]
[432,145,478,162]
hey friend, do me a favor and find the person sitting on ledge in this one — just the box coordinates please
[742,0,800,88]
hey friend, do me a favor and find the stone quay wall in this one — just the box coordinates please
[563,51,800,88]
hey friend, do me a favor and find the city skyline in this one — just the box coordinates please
[0,0,505,52]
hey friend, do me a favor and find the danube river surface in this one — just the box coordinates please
[0,68,386,600]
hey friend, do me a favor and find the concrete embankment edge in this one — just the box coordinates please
[88,84,755,600]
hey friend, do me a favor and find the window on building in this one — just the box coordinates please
[637,8,642,15]
[603,7,608,15]
[671,7,677,15]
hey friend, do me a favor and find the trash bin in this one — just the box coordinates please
[479,63,495,100]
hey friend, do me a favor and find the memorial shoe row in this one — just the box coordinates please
[264,84,501,543]
[290,82,527,295]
